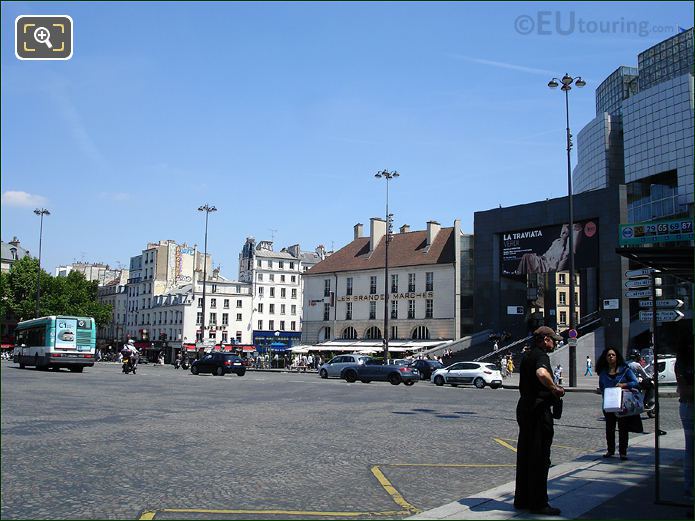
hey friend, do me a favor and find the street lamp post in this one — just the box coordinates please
[33,208,50,317]
[548,73,585,387]
[374,170,399,362]
[198,204,217,347]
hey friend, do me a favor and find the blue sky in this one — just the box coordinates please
[2,1,693,275]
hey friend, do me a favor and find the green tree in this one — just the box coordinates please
[2,257,112,327]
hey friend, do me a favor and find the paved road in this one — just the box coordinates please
[0,362,683,519]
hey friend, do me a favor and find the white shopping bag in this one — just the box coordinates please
[603,387,623,412]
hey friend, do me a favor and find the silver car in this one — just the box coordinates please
[431,361,503,389]
[319,354,370,379]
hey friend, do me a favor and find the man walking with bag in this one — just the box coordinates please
[514,326,565,516]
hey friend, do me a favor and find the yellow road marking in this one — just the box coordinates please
[494,437,517,452]
[386,463,515,468]
[496,437,592,452]
[370,465,421,514]
[139,508,407,519]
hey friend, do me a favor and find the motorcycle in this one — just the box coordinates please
[181,358,190,370]
[174,358,181,369]
[122,355,137,374]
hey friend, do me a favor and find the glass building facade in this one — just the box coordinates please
[638,29,694,92]
[595,66,639,116]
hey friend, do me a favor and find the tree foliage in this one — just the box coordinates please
[1,257,112,328]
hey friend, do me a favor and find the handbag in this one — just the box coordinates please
[616,389,645,417]
[551,398,563,420]
[603,386,623,412]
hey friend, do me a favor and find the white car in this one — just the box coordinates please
[318,354,370,379]
[431,361,503,389]
[655,355,677,385]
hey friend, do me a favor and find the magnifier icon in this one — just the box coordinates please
[33,26,53,49]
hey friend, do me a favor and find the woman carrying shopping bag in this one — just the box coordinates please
[597,347,640,460]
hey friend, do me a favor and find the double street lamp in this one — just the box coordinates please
[374,169,399,362]
[33,208,50,317]
[198,204,217,346]
[548,73,585,387]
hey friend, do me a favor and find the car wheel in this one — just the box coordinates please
[434,375,444,386]
[237,369,246,377]
[191,366,199,375]
[474,377,485,389]
[388,373,401,386]
[319,369,328,379]
[70,366,84,373]
[403,380,415,386]
[451,384,458,387]
[344,370,357,383]
[216,367,225,376]
[490,383,501,390]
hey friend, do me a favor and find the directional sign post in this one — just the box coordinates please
[638,299,684,309]
[624,277,662,289]
[639,310,685,322]
[625,288,662,299]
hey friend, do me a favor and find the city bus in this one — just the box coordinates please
[13,316,96,372]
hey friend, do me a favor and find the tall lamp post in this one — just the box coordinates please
[33,208,50,317]
[374,169,399,362]
[198,204,217,348]
[548,73,585,387]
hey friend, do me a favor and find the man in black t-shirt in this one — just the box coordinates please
[514,326,565,516]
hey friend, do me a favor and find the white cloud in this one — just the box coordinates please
[1,190,48,207]
[448,54,558,76]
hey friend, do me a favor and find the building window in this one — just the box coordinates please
[408,300,415,319]
[222,332,228,343]
[209,331,216,340]
[281,275,286,282]
[370,276,377,295]
[279,261,284,269]
[391,274,399,293]
[280,320,285,330]
[257,259,262,267]
[345,302,352,321]
[258,273,264,281]
[269,304,275,314]
[257,303,263,313]
[270,287,275,298]
[342,326,357,340]
[391,300,398,320]
[291,288,297,299]
[209,313,217,326]
[198,298,203,308]
[236,331,242,343]
[281,304,286,314]
[426,272,434,292]
[391,325,398,340]
[268,320,275,330]
[408,273,416,292]
[269,274,275,282]
[267,260,272,269]
[258,320,263,330]
[425,299,433,318]
[224,299,230,308]
[290,321,296,331]
[291,275,296,283]
[412,326,430,340]
[346,277,353,296]
[258,287,264,297]
[323,303,330,321]
[281,288,286,298]
[196,312,203,325]
[369,301,376,320]
[222,313,229,326]
[559,292,567,305]
[558,273,566,285]
[365,326,382,340]
[291,305,296,315]
[211,284,217,293]
[236,313,242,321]
[324,279,331,297]
[236,299,242,308]
[559,311,567,325]
[210,298,216,309]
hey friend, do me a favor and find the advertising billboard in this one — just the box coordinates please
[55,318,77,349]
[501,220,599,277]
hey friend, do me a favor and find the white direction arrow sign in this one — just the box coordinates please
[638,299,684,309]
[639,310,684,322]
[625,268,657,278]
[624,278,662,289]
[625,289,662,298]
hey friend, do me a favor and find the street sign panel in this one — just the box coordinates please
[624,278,661,289]
[625,289,662,298]
[568,338,578,347]
[625,268,656,278]
[619,219,694,246]
[603,299,619,310]
[638,299,684,309]
[639,310,684,322]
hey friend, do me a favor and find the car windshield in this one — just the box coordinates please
[484,364,498,371]
[430,361,444,368]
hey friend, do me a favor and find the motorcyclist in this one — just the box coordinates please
[628,349,654,408]
[121,339,140,373]
[174,352,182,369]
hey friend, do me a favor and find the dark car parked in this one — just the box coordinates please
[408,359,444,381]
[191,353,246,376]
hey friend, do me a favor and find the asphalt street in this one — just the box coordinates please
[0,361,684,520]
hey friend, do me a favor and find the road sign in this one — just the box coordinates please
[639,310,684,322]
[624,278,661,289]
[603,299,619,310]
[638,299,684,309]
[625,289,662,298]
[568,338,578,347]
[568,329,578,338]
[625,268,656,278]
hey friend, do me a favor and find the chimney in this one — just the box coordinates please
[354,223,364,240]
[9,236,20,247]
[399,224,410,234]
[426,221,441,246]
[369,217,386,252]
